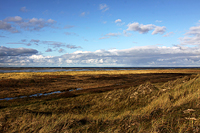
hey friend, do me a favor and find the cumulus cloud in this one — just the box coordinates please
[163,32,174,37]
[115,19,125,26]
[99,4,109,12]
[1,45,200,67]
[20,7,28,12]
[127,22,166,35]
[152,26,166,35]
[127,22,155,34]
[115,19,122,23]
[0,46,38,56]
[179,24,200,45]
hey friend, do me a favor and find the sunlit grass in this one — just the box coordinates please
[0,69,199,132]
[1,68,200,80]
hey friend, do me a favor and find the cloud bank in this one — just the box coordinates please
[1,45,200,67]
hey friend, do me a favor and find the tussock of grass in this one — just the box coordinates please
[0,70,200,132]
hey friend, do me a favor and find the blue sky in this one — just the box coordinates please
[1,0,200,67]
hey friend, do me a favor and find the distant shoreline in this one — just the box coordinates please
[0,67,200,73]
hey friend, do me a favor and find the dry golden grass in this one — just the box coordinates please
[1,68,200,80]
[0,69,199,132]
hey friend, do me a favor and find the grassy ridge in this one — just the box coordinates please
[0,70,199,132]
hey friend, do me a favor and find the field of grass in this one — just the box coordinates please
[0,69,199,132]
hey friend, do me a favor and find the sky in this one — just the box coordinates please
[1,0,200,67]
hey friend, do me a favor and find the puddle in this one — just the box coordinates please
[69,88,82,91]
[0,89,82,101]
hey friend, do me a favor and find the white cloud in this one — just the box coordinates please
[66,45,82,49]
[80,12,85,16]
[64,32,78,36]
[1,16,56,32]
[105,32,121,37]
[47,19,56,23]
[99,32,121,39]
[155,20,162,23]
[20,7,28,12]
[99,4,109,12]
[127,22,155,34]
[179,24,200,45]
[99,36,110,40]
[4,16,23,22]
[115,19,122,23]
[163,32,174,37]
[127,22,166,35]
[152,26,166,35]
[123,30,132,37]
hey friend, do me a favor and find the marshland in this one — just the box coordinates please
[0,68,199,132]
